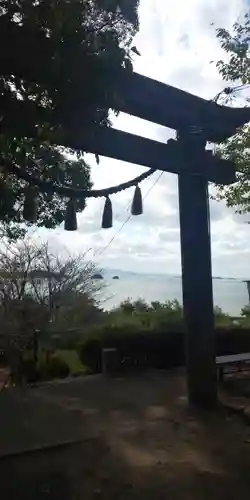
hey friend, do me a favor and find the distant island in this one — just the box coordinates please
[91,273,104,280]
[112,276,119,280]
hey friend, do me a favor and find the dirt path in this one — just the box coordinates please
[2,371,250,499]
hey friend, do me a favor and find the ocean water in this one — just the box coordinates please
[99,269,249,316]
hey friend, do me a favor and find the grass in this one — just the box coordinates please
[56,349,84,373]
[35,348,84,374]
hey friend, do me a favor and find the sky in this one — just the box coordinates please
[35,0,250,278]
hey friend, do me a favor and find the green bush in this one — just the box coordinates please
[56,349,84,372]
[38,353,70,380]
[79,338,102,373]
[107,299,236,330]
[78,323,144,373]
[79,327,185,374]
[79,325,250,375]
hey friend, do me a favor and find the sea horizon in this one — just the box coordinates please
[102,267,250,281]
[95,268,250,317]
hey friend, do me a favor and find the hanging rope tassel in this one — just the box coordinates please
[131,185,143,216]
[64,198,77,231]
[23,187,37,222]
[102,196,113,228]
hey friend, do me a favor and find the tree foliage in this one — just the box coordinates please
[0,238,103,356]
[0,0,139,232]
[215,13,250,213]
[103,298,234,330]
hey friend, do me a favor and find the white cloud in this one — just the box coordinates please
[36,0,250,278]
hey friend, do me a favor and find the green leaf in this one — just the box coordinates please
[214,13,250,213]
[0,0,139,230]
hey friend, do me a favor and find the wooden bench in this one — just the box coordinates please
[216,353,250,381]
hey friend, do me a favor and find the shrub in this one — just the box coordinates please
[79,326,250,374]
[110,299,185,330]
[214,306,233,328]
[79,338,102,373]
[79,328,185,373]
[38,353,70,380]
[216,327,250,355]
[108,299,235,330]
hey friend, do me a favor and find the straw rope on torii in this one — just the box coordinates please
[1,156,154,231]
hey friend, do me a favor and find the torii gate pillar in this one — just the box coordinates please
[178,133,217,406]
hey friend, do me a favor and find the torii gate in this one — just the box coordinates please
[77,70,250,407]
[7,68,250,406]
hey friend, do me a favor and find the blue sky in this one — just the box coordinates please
[33,0,250,278]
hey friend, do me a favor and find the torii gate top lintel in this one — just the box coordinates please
[117,70,250,143]
[70,69,250,187]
